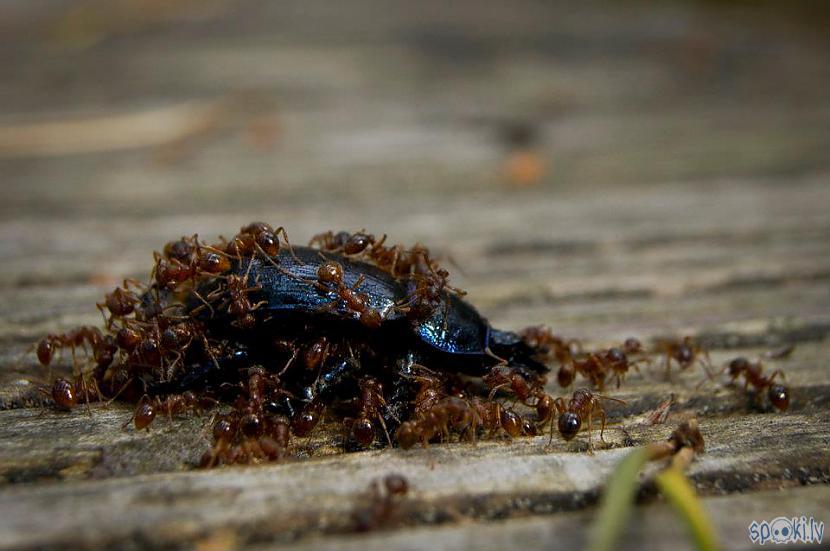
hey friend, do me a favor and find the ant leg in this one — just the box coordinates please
[488,383,510,400]
[599,409,608,444]
[768,369,786,383]
[277,347,298,377]
[200,335,222,371]
[484,346,509,365]
[351,274,366,291]
[377,415,393,448]
[105,376,135,406]
[191,290,215,319]
[274,226,303,264]
[586,410,594,455]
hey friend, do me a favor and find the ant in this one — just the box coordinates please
[518,326,582,387]
[396,396,479,449]
[349,377,392,447]
[468,396,536,439]
[483,365,545,405]
[595,346,646,388]
[96,281,143,327]
[50,378,78,410]
[303,337,330,371]
[201,413,292,467]
[291,398,325,437]
[352,473,410,532]
[36,326,105,369]
[723,357,790,412]
[224,221,300,264]
[126,391,203,430]
[315,260,384,328]
[309,230,380,257]
[653,336,712,380]
[209,263,266,329]
[546,388,625,453]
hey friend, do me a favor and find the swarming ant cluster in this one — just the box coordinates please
[32,223,791,466]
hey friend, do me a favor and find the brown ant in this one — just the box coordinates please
[519,326,582,387]
[303,337,330,371]
[315,260,384,328]
[96,281,143,327]
[127,391,203,430]
[723,357,790,412]
[291,398,325,437]
[653,336,712,379]
[213,266,266,329]
[547,388,626,453]
[201,413,292,467]
[352,473,410,532]
[468,396,537,439]
[483,365,544,405]
[596,346,646,388]
[309,230,380,257]
[36,326,107,369]
[225,221,300,264]
[49,378,78,410]
[396,396,479,449]
[348,377,391,446]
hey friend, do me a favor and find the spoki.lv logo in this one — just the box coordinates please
[748,516,824,545]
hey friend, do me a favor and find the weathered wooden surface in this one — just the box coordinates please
[1,1,830,549]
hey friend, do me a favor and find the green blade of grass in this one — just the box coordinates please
[655,468,719,551]
[587,446,651,551]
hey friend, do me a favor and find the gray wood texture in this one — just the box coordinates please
[1,1,829,549]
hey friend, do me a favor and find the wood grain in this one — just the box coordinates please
[0,1,829,549]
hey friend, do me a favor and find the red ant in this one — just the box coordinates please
[545,388,625,453]
[519,326,582,387]
[596,346,646,388]
[483,365,544,404]
[303,337,330,371]
[224,221,299,264]
[201,413,291,467]
[468,396,537,439]
[309,230,381,257]
[396,396,479,449]
[207,263,266,329]
[96,281,143,327]
[315,260,384,328]
[127,391,203,430]
[723,357,790,411]
[348,377,391,446]
[291,398,325,437]
[653,336,712,379]
[352,473,410,532]
[50,378,78,410]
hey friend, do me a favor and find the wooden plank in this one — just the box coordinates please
[0,1,829,549]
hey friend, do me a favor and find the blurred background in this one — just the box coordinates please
[1,0,830,343]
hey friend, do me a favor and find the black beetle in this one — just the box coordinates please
[199,246,547,376]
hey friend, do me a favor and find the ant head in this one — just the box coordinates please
[768,384,790,412]
[623,337,642,353]
[675,345,694,365]
[557,365,575,387]
[558,412,581,440]
[606,347,625,365]
[728,357,750,376]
